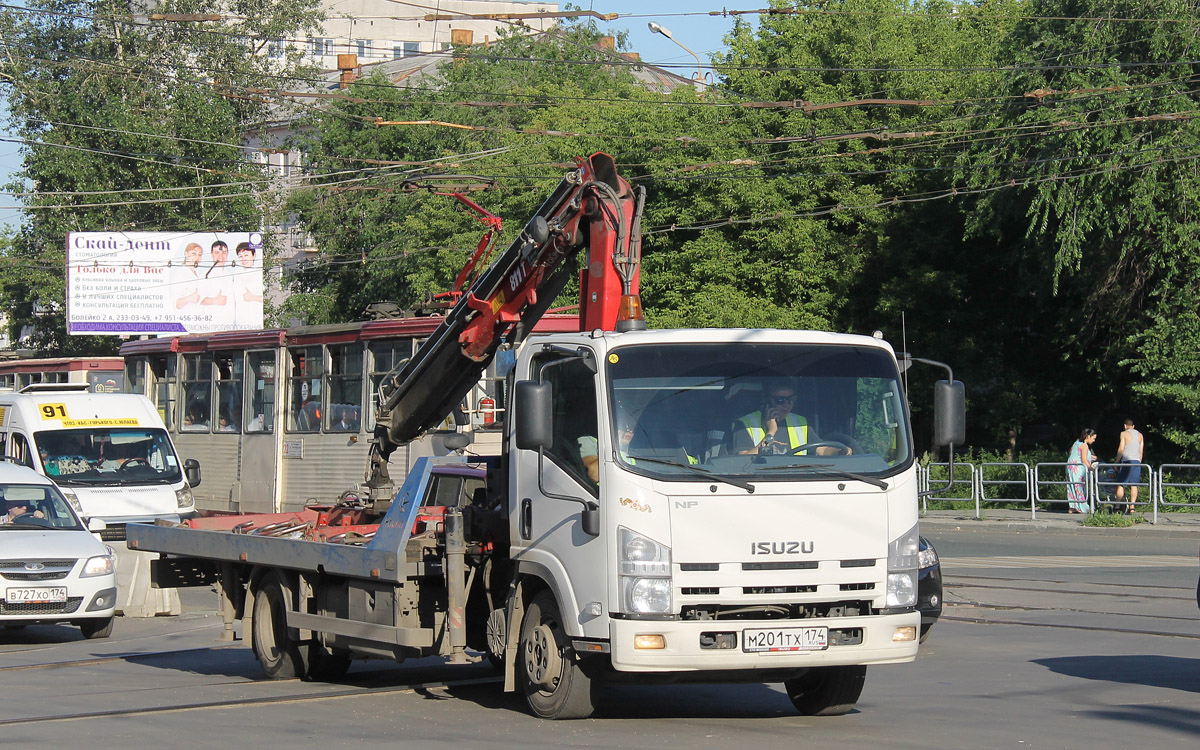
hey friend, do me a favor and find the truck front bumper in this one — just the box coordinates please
[608,611,920,673]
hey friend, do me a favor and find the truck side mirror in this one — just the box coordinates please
[514,380,553,450]
[184,458,202,488]
[933,380,966,448]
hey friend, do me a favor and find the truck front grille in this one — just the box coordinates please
[680,600,873,621]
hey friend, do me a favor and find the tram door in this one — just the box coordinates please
[239,351,279,512]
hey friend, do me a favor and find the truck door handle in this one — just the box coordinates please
[520,498,532,540]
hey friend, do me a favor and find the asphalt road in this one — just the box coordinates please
[2,524,1197,749]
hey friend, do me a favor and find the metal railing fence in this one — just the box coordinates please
[916,460,1193,523]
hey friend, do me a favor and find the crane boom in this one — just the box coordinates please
[367,153,642,488]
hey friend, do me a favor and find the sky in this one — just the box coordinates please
[0,2,746,232]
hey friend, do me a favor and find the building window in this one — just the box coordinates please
[310,37,334,56]
[403,41,420,58]
[267,38,285,58]
[356,39,373,58]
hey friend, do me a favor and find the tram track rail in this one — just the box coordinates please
[0,674,503,727]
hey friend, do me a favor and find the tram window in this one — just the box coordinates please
[125,359,146,396]
[181,353,213,432]
[369,340,415,431]
[150,354,177,428]
[247,351,276,433]
[215,353,243,433]
[287,346,322,432]
[327,344,363,432]
[0,374,11,390]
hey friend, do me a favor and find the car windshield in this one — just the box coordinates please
[0,483,84,530]
[607,342,911,482]
[34,428,182,486]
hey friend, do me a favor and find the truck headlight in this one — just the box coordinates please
[618,527,672,615]
[176,485,195,509]
[81,553,115,578]
[886,523,919,608]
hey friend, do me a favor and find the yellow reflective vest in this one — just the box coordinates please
[738,412,810,453]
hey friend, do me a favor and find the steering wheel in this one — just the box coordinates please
[118,458,151,471]
[10,512,52,528]
[787,440,850,456]
[823,432,866,456]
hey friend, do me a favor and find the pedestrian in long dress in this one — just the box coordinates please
[1066,428,1098,514]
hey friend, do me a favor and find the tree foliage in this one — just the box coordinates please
[0,0,324,351]
[6,1,1200,459]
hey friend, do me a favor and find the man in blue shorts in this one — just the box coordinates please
[1114,419,1144,513]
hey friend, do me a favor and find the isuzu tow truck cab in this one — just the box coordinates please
[504,327,927,717]
[129,154,964,719]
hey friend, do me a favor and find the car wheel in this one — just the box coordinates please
[79,616,114,639]
[784,665,867,716]
[518,591,596,719]
[919,623,933,643]
[251,571,305,680]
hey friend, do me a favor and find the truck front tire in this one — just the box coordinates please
[251,571,305,680]
[518,590,596,719]
[784,665,867,716]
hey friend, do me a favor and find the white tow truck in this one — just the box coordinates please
[128,154,964,718]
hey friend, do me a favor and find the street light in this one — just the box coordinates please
[647,21,704,84]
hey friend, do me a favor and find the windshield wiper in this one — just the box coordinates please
[626,456,755,493]
[759,464,889,490]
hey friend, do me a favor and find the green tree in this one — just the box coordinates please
[0,0,323,351]
[957,0,1200,457]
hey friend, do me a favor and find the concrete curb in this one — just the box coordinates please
[920,512,1200,538]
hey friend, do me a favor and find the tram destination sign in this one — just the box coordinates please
[66,231,265,336]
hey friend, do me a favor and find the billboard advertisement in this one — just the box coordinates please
[67,231,264,336]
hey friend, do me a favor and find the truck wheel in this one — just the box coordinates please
[518,591,595,719]
[251,572,305,680]
[784,665,867,716]
[79,617,114,639]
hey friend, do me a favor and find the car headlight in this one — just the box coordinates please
[618,527,672,615]
[886,523,919,608]
[176,485,195,509]
[81,553,115,578]
[918,542,939,570]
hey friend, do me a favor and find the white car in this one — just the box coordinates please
[0,460,117,639]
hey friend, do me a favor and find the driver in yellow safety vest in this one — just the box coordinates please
[734,384,851,456]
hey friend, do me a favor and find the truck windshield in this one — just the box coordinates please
[607,343,911,482]
[34,429,183,485]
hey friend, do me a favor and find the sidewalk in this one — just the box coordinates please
[920,507,1200,537]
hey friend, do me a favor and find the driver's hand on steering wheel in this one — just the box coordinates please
[815,445,852,456]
